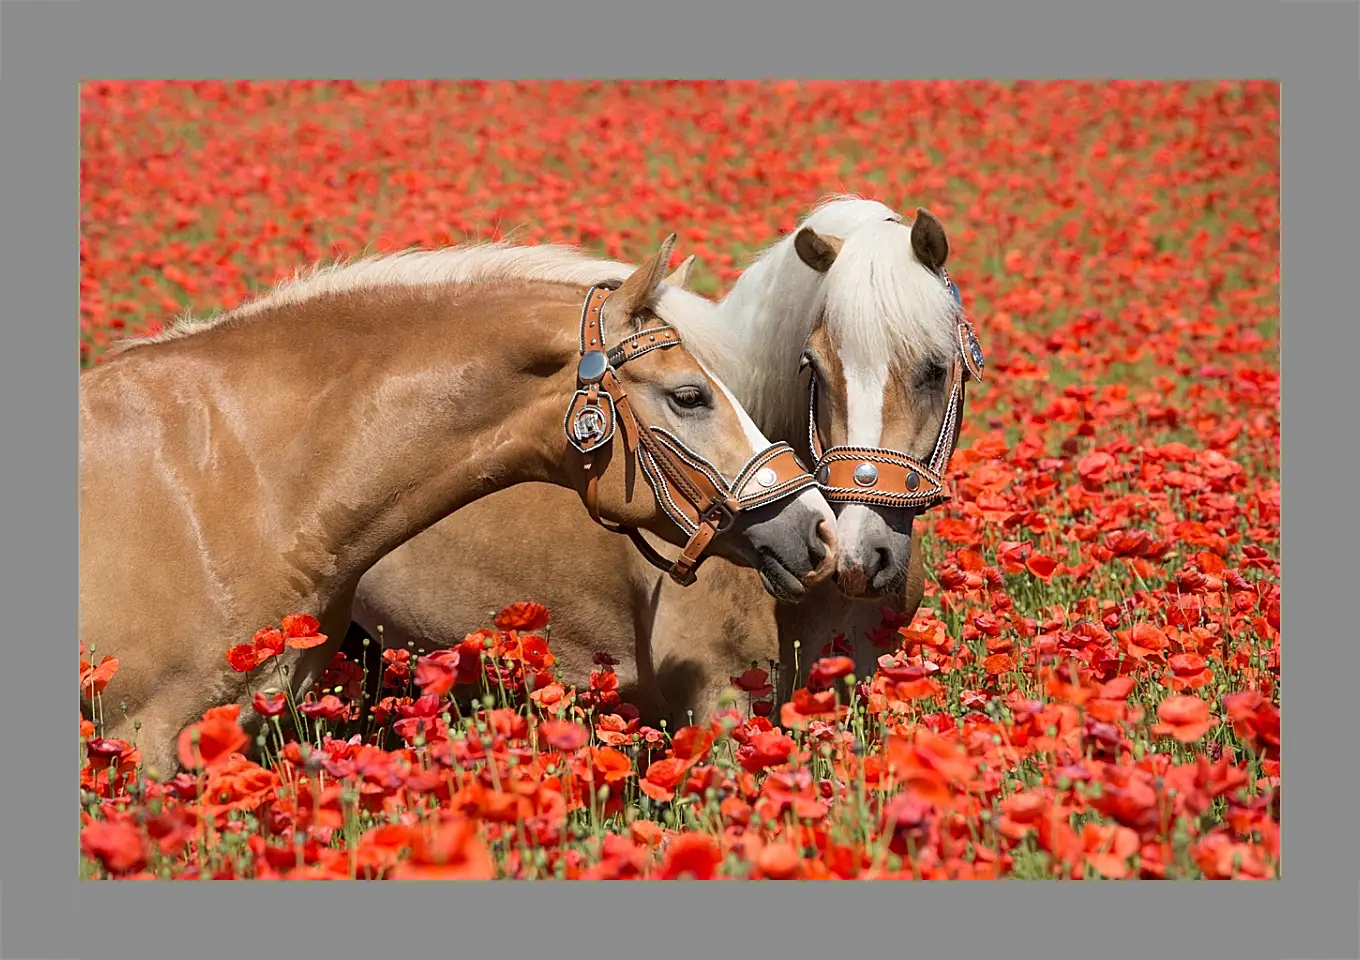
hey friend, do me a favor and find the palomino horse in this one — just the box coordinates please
[80,235,840,780]
[351,198,985,723]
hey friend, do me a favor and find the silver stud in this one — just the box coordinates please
[816,466,830,485]
[853,463,879,486]
[756,467,778,488]
[906,471,921,492]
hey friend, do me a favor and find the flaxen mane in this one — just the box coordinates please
[112,242,741,365]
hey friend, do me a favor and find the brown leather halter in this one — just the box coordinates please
[566,282,820,586]
[806,268,985,511]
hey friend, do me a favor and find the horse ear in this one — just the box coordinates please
[910,207,949,273]
[662,254,697,290]
[794,227,843,274]
[606,233,678,328]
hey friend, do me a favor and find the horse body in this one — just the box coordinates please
[352,197,974,725]
[80,239,836,779]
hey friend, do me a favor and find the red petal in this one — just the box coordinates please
[281,614,321,639]
[285,632,329,650]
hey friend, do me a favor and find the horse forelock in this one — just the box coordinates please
[817,216,962,373]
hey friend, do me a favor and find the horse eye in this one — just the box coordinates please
[918,362,947,387]
[670,387,706,409]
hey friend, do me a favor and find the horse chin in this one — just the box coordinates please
[755,550,809,604]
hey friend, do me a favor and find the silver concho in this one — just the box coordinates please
[756,467,778,488]
[816,465,831,485]
[572,407,607,446]
[853,462,879,487]
[906,471,921,492]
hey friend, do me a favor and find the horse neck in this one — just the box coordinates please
[716,238,826,444]
[181,282,579,596]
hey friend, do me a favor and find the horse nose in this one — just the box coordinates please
[836,543,895,596]
[806,517,838,585]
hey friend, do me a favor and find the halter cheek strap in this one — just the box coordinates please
[566,284,819,586]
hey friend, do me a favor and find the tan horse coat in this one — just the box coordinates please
[80,238,836,779]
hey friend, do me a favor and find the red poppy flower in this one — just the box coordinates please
[177,713,250,771]
[755,842,804,880]
[389,818,494,881]
[226,626,289,672]
[937,566,973,592]
[79,656,120,697]
[808,656,855,689]
[225,644,260,673]
[657,832,722,880]
[1166,652,1215,692]
[253,627,286,658]
[529,682,569,711]
[630,819,664,849]
[493,601,551,632]
[282,614,328,650]
[85,737,132,771]
[251,691,287,718]
[538,719,588,753]
[413,651,460,697]
[1025,554,1060,581]
[1080,822,1140,879]
[589,747,634,785]
[639,758,688,802]
[670,726,715,765]
[779,687,840,730]
[298,695,349,722]
[737,730,795,773]
[81,820,147,875]
[1150,695,1218,742]
[1077,451,1116,486]
[730,667,774,697]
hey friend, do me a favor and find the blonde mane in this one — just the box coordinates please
[112,241,733,358]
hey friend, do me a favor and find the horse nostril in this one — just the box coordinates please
[813,518,836,557]
[861,546,892,584]
[807,518,838,583]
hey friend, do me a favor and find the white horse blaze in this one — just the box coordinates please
[705,360,836,528]
[836,358,891,560]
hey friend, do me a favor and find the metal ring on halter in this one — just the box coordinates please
[565,284,820,586]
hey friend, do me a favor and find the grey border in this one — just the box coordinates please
[2,0,1352,958]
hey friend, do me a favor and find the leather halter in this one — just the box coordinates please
[566,283,820,586]
[806,268,985,511]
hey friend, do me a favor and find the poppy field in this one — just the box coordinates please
[78,80,1280,880]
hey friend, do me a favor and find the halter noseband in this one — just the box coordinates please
[566,283,820,586]
[806,267,985,511]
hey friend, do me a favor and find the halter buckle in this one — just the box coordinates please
[701,500,736,533]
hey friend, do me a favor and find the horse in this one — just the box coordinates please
[79,234,840,781]
[350,198,985,725]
